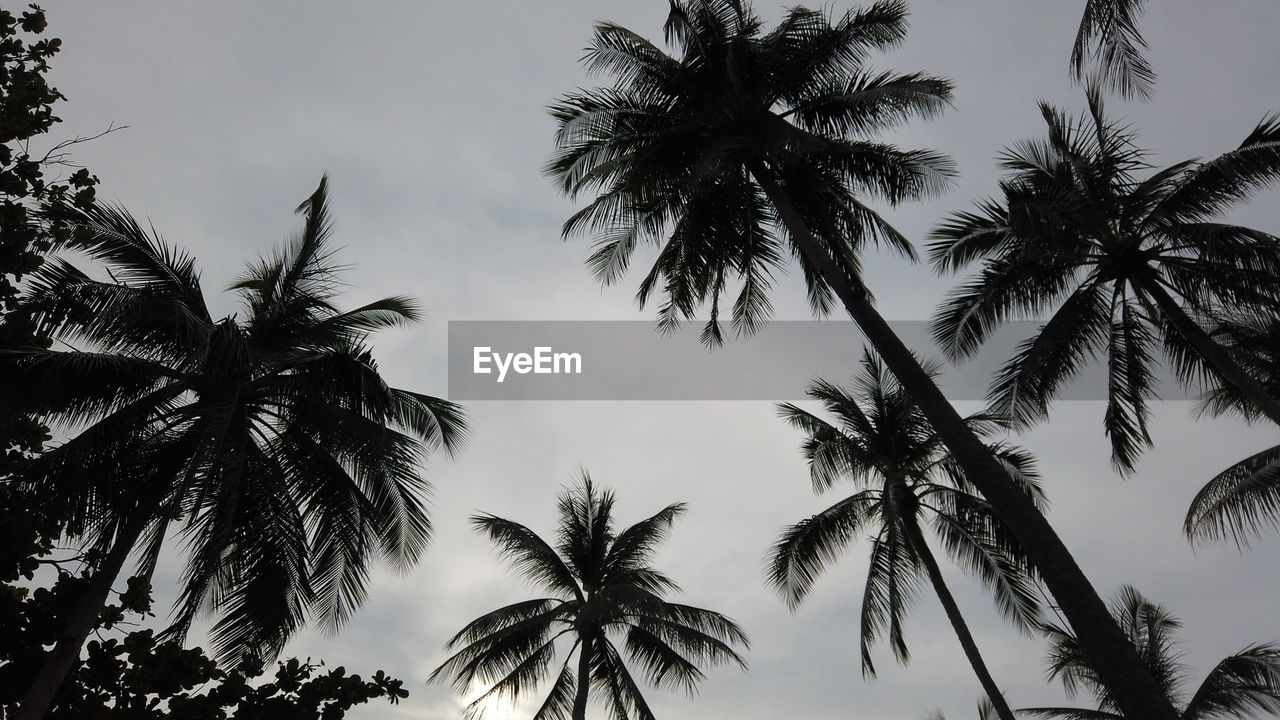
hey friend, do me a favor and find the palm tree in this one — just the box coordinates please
[429,474,747,720]
[548,1,1176,714]
[930,90,1280,471]
[1184,309,1280,546]
[1024,586,1280,719]
[768,353,1043,720]
[1071,0,1154,100]
[2,177,467,720]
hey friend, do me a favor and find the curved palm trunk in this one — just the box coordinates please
[572,635,594,720]
[16,514,147,720]
[898,508,1016,720]
[751,166,1178,720]
[1134,276,1280,425]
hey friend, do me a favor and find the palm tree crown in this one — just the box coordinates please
[5,177,468,663]
[768,354,1041,720]
[430,474,747,720]
[769,353,1044,667]
[548,0,953,343]
[930,91,1280,471]
[1025,586,1280,719]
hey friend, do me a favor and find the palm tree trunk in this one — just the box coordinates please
[899,507,1017,720]
[750,165,1178,720]
[572,635,594,720]
[1134,275,1280,425]
[15,513,147,720]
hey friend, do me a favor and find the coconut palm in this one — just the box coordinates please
[1024,586,1280,719]
[548,1,1175,714]
[931,90,1280,472]
[429,474,747,720]
[2,178,467,720]
[1072,0,1154,100]
[1185,309,1280,546]
[768,353,1043,720]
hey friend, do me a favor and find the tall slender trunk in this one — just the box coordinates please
[1134,275,1280,425]
[572,634,594,720]
[896,497,1016,720]
[16,514,148,720]
[751,165,1178,720]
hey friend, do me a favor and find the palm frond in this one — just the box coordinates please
[1101,296,1157,473]
[605,503,687,581]
[202,464,312,664]
[766,1,911,109]
[530,652,578,720]
[985,283,1111,428]
[1184,443,1280,547]
[472,515,583,600]
[1181,643,1280,720]
[1153,115,1280,223]
[784,71,953,139]
[932,253,1083,363]
[388,388,470,456]
[43,199,208,314]
[928,493,1042,631]
[775,399,861,492]
[595,639,658,720]
[766,491,878,607]
[623,626,706,694]
[859,527,922,676]
[1070,0,1153,100]
[459,634,564,720]
[310,296,423,342]
[622,602,750,666]
[0,348,176,427]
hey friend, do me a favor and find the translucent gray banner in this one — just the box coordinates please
[446,321,1193,402]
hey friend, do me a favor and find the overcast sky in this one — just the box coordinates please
[36,1,1280,718]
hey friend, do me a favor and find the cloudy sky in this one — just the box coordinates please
[37,1,1280,718]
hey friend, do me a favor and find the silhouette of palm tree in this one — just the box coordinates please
[931,91,1280,471]
[768,353,1042,720]
[4,178,467,720]
[430,474,747,720]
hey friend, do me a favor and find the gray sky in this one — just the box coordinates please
[37,1,1280,718]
